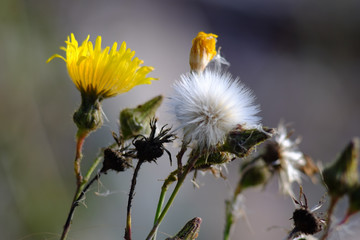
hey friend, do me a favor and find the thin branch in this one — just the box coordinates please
[124,160,143,240]
[60,172,102,240]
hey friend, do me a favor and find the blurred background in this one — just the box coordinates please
[1,0,360,239]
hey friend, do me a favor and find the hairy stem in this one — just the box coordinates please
[61,151,102,240]
[124,160,143,240]
[74,130,89,187]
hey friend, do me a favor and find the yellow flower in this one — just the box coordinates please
[189,31,218,73]
[47,33,157,99]
[47,33,157,132]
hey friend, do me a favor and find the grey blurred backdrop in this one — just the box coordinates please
[1,0,360,239]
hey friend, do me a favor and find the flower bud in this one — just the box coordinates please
[120,95,163,140]
[194,150,233,170]
[238,162,271,190]
[261,141,281,166]
[322,138,359,198]
[165,217,202,240]
[220,127,274,158]
[189,32,218,73]
[73,94,103,132]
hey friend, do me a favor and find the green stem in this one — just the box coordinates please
[151,143,187,240]
[223,157,259,240]
[84,155,103,182]
[223,187,243,240]
[152,170,178,240]
[224,202,233,240]
[146,153,199,240]
[154,188,167,224]
[75,155,102,199]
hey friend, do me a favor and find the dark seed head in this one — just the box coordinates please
[262,141,281,166]
[101,148,132,173]
[292,208,322,235]
[134,140,164,162]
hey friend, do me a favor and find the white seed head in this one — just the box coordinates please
[169,69,261,149]
[275,122,307,196]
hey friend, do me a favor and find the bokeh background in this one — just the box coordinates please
[1,0,360,239]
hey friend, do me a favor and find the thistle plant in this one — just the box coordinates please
[47,32,360,240]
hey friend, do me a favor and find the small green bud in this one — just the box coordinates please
[238,162,271,190]
[262,141,281,165]
[165,217,202,240]
[73,93,103,132]
[220,127,274,158]
[120,95,163,140]
[163,170,178,191]
[323,138,359,198]
[194,150,232,170]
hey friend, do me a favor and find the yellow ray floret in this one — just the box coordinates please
[47,33,157,99]
[189,31,218,73]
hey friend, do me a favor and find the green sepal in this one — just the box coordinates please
[238,161,271,190]
[323,137,359,198]
[119,95,163,140]
[193,150,233,170]
[73,93,103,132]
[220,127,274,158]
[165,217,202,240]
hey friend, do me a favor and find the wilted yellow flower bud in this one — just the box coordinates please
[189,32,218,73]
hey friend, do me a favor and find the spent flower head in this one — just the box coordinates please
[261,122,317,196]
[287,187,325,240]
[132,118,176,164]
[169,69,261,150]
[47,33,157,132]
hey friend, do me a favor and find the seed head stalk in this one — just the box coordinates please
[124,160,144,240]
[146,152,200,240]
